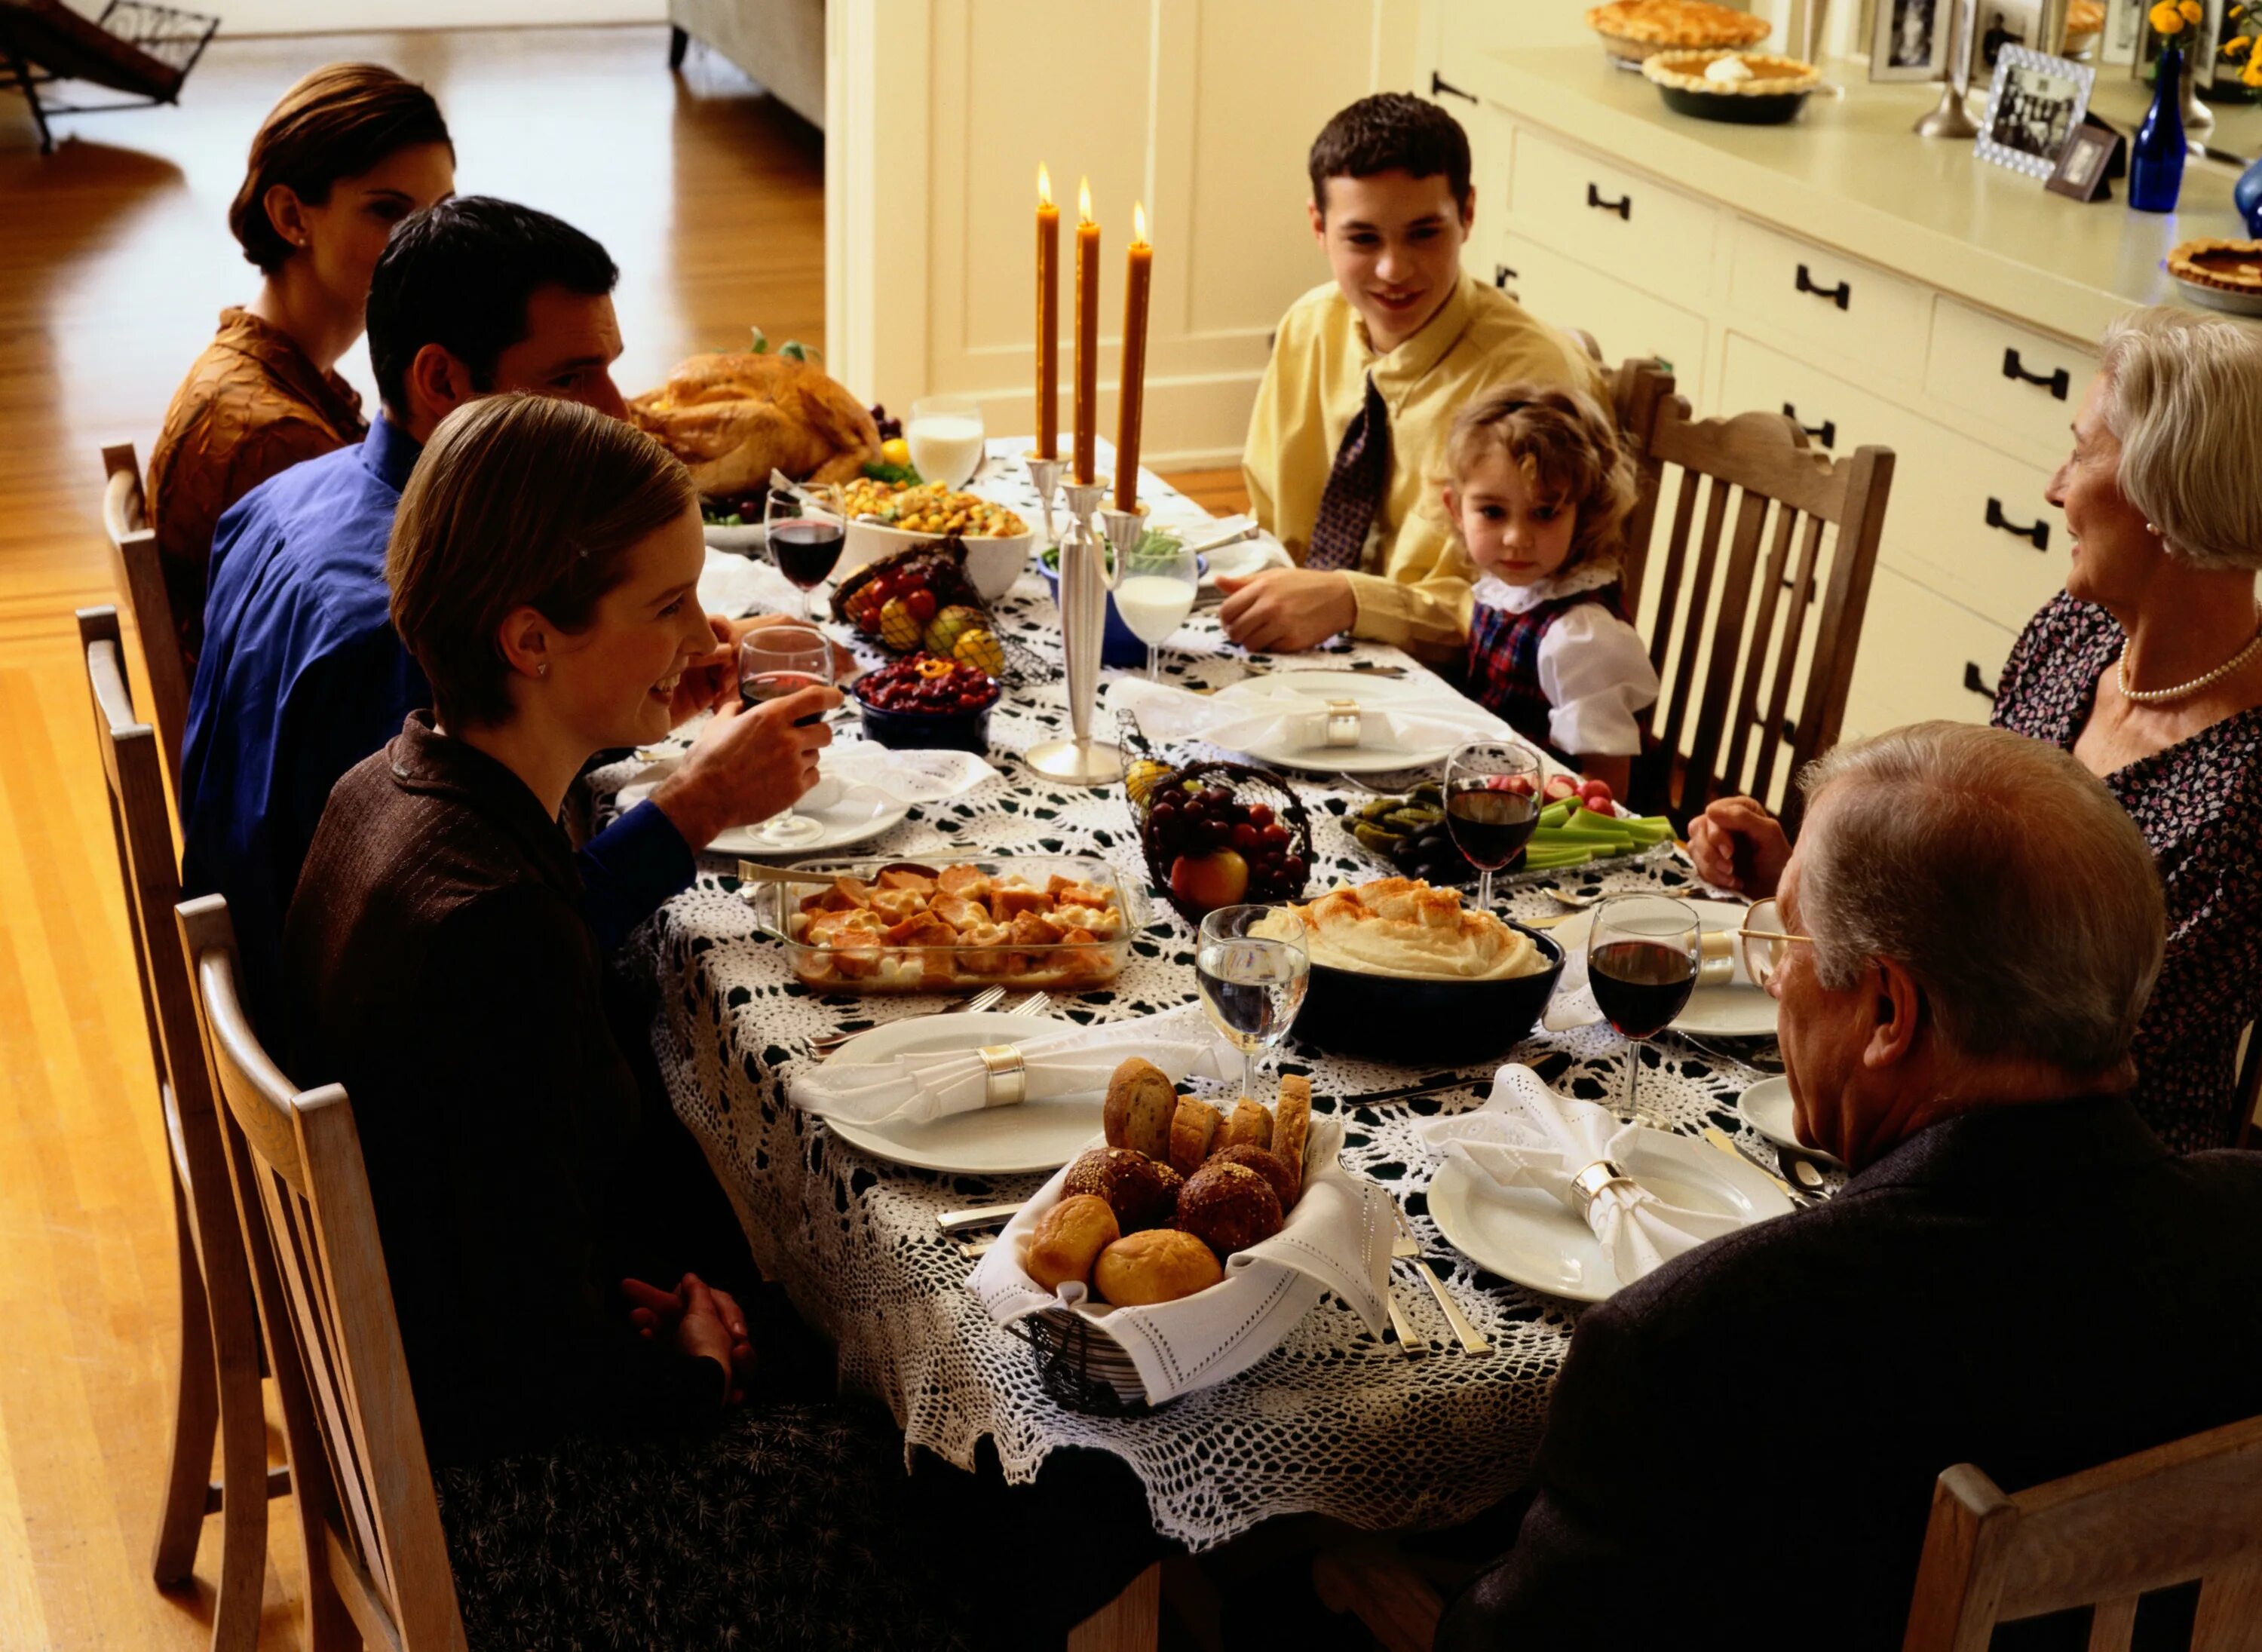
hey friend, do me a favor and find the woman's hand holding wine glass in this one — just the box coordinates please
[736,626,838,847]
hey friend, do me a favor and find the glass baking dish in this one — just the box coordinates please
[748,853,1150,994]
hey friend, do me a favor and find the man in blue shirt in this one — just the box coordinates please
[183,198,835,1023]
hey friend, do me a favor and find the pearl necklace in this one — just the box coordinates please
[2117,604,2262,705]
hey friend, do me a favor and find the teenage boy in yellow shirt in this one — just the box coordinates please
[1224,93,1608,664]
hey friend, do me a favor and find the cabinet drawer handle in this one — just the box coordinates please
[1430,71,1477,104]
[1781,403,1836,449]
[1795,262,1851,310]
[1963,662,1999,703]
[1494,264,1518,291]
[1586,182,1632,220]
[2000,347,2070,400]
[1985,497,2050,551]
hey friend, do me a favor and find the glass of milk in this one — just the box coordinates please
[1113,535,1200,680]
[906,395,987,489]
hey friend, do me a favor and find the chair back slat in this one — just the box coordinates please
[1614,383,1895,829]
[177,893,467,1650]
[97,442,189,800]
[1749,513,1828,809]
[1902,1414,2262,1650]
[1681,486,1774,820]
[1608,360,1677,615]
[1721,502,1802,793]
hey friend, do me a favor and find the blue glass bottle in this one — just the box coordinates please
[2132,41,2187,213]
[2236,150,2262,235]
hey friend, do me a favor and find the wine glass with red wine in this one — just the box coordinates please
[737,626,836,848]
[1585,894,1702,1130]
[765,485,845,624]
[1442,740,1544,912]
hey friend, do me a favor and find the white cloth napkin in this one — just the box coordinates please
[1420,1065,1746,1284]
[786,1004,1239,1127]
[823,743,999,805]
[697,545,805,619]
[1111,676,1517,758]
[968,1117,1394,1404]
[1178,515,1294,584]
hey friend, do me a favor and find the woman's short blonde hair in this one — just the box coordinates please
[2099,306,2262,572]
[1442,383,1635,578]
[388,394,695,728]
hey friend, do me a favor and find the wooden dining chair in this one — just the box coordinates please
[98,440,192,798]
[1902,1413,2262,1650]
[176,893,468,1652]
[1617,385,1896,835]
[78,606,276,1652]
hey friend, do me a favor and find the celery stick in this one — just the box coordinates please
[1538,800,1576,828]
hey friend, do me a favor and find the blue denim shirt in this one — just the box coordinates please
[182,415,693,1025]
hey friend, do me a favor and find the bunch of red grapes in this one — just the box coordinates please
[1146,783,1307,913]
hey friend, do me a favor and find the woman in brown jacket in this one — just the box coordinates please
[149,63,452,655]
[282,395,1155,1647]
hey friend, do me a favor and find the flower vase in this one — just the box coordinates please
[2132,42,2187,213]
[2237,152,2262,234]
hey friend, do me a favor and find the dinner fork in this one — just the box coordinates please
[805,985,1007,1059]
[1390,1204,1490,1356]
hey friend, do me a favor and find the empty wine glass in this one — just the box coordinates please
[1195,905,1310,1103]
[1112,536,1199,680]
[1442,740,1543,912]
[1585,894,1701,1131]
[737,626,836,848]
[764,484,844,625]
[906,394,986,488]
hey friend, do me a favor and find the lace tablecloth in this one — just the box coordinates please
[601,442,1781,1552]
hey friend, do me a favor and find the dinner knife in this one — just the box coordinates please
[936,1202,1023,1234]
[1700,1126,1795,1201]
[1335,1072,1494,1108]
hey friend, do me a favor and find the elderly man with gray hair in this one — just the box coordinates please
[1438,722,2262,1652]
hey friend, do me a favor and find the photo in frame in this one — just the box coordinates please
[1978,44,2098,173]
[1873,0,1953,78]
[2043,118,2120,196]
[1971,0,2045,79]
[2101,0,2144,63]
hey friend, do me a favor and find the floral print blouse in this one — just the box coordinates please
[1994,592,2262,1152]
[148,307,366,657]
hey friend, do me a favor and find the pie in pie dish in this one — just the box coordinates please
[1642,48,1822,96]
[2166,239,2262,296]
[2064,0,2105,46]
[1589,0,1772,63]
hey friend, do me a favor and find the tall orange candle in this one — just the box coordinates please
[1035,165,1059,460]
[1114,201,1153,511]
[1073,176,1100,485]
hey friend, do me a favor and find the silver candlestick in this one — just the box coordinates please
[1914,0,1980,137]
[1025,477,1127,786]
[1023,453,1066,547]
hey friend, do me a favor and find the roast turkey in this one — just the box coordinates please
[627,351,880,498]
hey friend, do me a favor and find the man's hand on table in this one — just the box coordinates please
[1216,568,1357,654]
[1686,795,1792,896]
[648,684,839,848]
[623,1273,755,1405]
[672,615,859,722]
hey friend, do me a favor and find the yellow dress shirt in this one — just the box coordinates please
[1241,271,1608,661]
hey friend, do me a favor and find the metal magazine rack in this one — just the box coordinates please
[0,0,220,155]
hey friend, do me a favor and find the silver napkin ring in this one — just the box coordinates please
[977,1044,1027,1108]
[1323,698,1362,747]
[1571,1158,1634,1209]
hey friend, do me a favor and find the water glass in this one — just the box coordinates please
[1195,905,1310,1103]
[1112,538,1199,680]
[906,394,986,489]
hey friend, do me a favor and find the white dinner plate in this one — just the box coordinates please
[1736,1075,1844,1168]
[818,1013,1095,1175]
[1215,670,1479,774]
[615,774,908,857]
[1549,899,1778,1038]
[1427,1127,1794,1303]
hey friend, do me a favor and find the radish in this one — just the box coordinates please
[1543,774,1580,803]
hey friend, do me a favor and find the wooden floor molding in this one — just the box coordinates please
[1,23,1244,1647]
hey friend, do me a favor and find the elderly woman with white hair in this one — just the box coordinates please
[1692,305,2262,1153]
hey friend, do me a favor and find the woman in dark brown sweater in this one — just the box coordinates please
[280,395,1110,1647]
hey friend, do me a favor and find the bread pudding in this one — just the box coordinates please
[785,863,1128,992]
[1258,876,1546,982]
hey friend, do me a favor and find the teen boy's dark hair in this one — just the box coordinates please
[366,196,619,417]
[1306,93,1473,219]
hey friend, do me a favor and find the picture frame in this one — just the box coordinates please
[1978,44,2098,175]
[1872,0,1953,79]
[2101,0,2144,65]
[2043,118,2119,197]
[1970,0,2044,81]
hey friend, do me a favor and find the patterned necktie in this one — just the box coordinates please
[1304,373,1390,572]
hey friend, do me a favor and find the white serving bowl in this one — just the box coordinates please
[840,516,1033,600]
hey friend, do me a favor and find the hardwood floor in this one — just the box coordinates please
[0,26,1241,1647]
